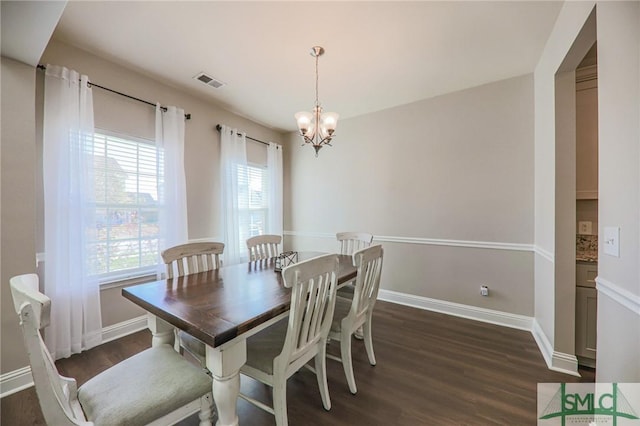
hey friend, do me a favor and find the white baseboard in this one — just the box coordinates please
[377,289,533,331]
[531,319,580,377]
[101,315,148,344]
[1,315,148,399]
[378,289,582,377]
[531,319,553,367]
[550,352,581,377]
[577,356,596,369]
[0,367,33,399]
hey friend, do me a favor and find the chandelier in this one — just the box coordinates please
[295,46,339,156]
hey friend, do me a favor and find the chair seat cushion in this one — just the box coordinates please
[179,330,206,360]
[243,318,288,375]
[337,282,355,298]
[78,344,211,426]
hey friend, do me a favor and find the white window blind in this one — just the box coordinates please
[237,164,269,255]
[88,131,163,282]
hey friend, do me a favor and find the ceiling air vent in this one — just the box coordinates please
[193,72,225,89]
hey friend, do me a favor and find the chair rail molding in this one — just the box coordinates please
[596,276,640,316]
[285,231,534,252]
[533,245,555,263]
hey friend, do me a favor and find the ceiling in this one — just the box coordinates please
[14,1,565,133]
[0,1,66,67]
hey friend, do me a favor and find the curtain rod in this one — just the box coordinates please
[37,65,191,120]
[215,124,269,146]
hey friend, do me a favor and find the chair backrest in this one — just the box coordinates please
[161,242,225,279]
[348,245,384,323]
[10,274,88,426]
[276,254,339,375]
[246,234,281,261]
[336,232,373,255]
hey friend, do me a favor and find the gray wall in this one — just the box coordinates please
[0,40,284,377]
[285,74,535,316]
[534,1,640,381]
[1,57,37,374]
[595,1,640,382]
[533,1,596,373]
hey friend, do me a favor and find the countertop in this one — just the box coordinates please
[576,250,598,263]
[576,234,597,263]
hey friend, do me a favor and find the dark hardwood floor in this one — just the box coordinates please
[1,301,594,425]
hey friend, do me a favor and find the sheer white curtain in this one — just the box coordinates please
[267,142,283,238]
[43,65,102,359]
[219,125,247,265]
[156,105,188,270]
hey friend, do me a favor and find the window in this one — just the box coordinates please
[237,164,269,256]
[88,131,163,282]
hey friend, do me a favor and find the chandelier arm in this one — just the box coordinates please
[318,136,333,145]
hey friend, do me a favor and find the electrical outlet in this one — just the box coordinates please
[578,221,593,235]
[480,285,489,296]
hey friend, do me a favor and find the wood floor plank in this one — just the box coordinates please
[1,301,594,425]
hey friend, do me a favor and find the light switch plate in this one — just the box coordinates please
[578,221,593,235]
[604,226,620,257]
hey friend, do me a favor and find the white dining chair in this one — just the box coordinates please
[335,232,374,339]
[327,244,384,394]
[161,241,225,366]
[239,254,339,426]
[336,231,373,255]
[246,234,282,261]
[162,241,224,279]
[10,273,214,426]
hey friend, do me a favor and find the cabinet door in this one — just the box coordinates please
[575,286,597,360]
[576,83,598,199]
[576,263,597,288]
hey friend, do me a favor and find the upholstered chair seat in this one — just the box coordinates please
[78,345,212,426]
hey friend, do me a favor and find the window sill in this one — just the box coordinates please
[100,273,160,290]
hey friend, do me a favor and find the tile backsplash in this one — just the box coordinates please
[576,234,598,251]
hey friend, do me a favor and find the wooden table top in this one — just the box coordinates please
[122,252,356,348]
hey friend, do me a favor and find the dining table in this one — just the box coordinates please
[122,251,357,426]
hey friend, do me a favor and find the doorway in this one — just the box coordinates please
[549,6,596,375]
[574,43,598,369]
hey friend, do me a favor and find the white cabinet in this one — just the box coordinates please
[575,262,598,367]
[575,286,597,364]
[576,66,598,199]
[576,262,597,288]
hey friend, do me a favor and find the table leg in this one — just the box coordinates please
[146,313,175,347]
[206,340,247,426]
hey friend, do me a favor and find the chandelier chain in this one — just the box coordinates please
[315,53,319,108]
